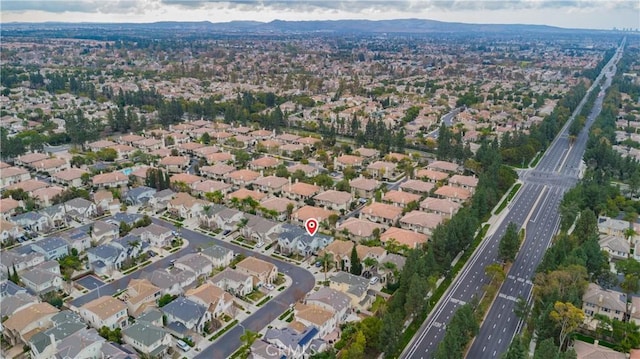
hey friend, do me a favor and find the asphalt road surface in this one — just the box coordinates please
[69,218,315,359]
[402,40,624,359]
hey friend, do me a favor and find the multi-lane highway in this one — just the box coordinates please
[402,40,624,359]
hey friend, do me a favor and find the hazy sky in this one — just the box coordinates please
[1,1,638,30]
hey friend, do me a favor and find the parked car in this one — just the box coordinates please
[176,340,190,352]
[255,241,264,248]
[369,276,379,285]
[265,283,275,291]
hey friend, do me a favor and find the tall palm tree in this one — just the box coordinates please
[240,329,259,354]
[317,252,334,283]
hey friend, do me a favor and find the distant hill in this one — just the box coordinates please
[1,18,601,36]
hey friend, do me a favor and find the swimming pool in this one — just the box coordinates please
[121,168,133,176]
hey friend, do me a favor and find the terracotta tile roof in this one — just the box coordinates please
[383,190,421,205]
[236,257,276,276]
[337,217,385,237]
[7,179,48,192]
[349,177,378,191]
[159,156,189,166]
[449,175,479,188]
[228,169,261,182]
[400,180,435,194]
[427,160,460,173]
[361,202,402,220]
[336,155,363,166]
[92,171,129,186]
[293,205,335,222]
[314,190,353,205]
[284,182,321,196]
[170,173,204,185]
[260,197,295,213]
[400,211,445,229]
[295,303,333,327]
[250,156,281,168]
[415,169,449,181]
[125,278,160,305]
[434,185,471,201]
[420,197,462,214]
[380,227,428,249]
[3,302,58,333]
[228,188,266,201]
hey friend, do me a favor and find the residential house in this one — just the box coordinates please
[31,158,69,174]
[287,163,320,177]
[0,167,31,188]
[192,180,232,197]
[0,197,21,219]
[125,186,157,205]
[250,156,282,171]
[50,168,87,187]
[367,161,397,180]
[314,190,353,213]
[598,216,631,238]
[91,220,119,244]
[349,176,380,198]
[143,268,195,296]
[305,287,351,324]
[46,328,106,359]
[434,185,472,203]
[323,240,386,273]
[61,228,92,253]
[383,190,421,207]
[427,160,460,174]
[170,173,204,189]
[93,189,120,215]
[228,188,267,202]
[200,164,235,181]
[261,327,320,359]
[15,152,49,167]
[158,156,189,173]
[174,253,214,278]
[185,282,235,318]
[92,171,129,188]
[200,206,245,232]
[329,272,371,309]
[360,202,403,226]
[254,175,289,194]
[167,192,206,219]
[277,223,333,257]
[259,197,296,222]
[130,223,173,248]
[0,249,45,273]
[79,296,128,330]
[582,283,626,321]
[227,169,261,187]
[235,257,278,286]
[28,311,87,359]
[64,198,97,221]
[10,212,50,233]
[599,235,630,261]
[420,197,462,218]
[336,217,385,242]
[122,278,161,317]
[210,268,253,296]
[161,297,211,335]
[2,302,58,345]
[334,155,364,170]
[291,205,335,225]
[354,147,379,160]
[380,227,428,249]
[294,303,336,338]
[201,245,234,268]
[149,189,175,213]
[1,219,26,243]
[573,340,626,359]
[31,237,69,260]
[205,151,235,165]
[400,211,445,236]
[448,175,479,193]
[87,245,126,275]
[122,321,171,358]
[32,187,65,207]
[283,181,322,202]
[415,168,449,183]
[21,261,63,295]
[241,214,282,244]
[87,140,117,152]
[399,179,435,196]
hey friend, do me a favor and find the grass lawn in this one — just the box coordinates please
[247,290,265,302]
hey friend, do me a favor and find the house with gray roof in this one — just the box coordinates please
[109,212,144,227]
[599,234,630,260]
[39,204,67,229]
[0,248,45,273]
[91,220,119,244]
[160,297,211,334]
[10,212,50,233]
[61,228,92,253]
[29,311,86,359]
[277,224,333,257]
[87,244,126,275]
[306,287,352,323]
[241,214,282,245]
[21,264,63,295]
[122,320,171,357]
[99,342,140,359]
[31,237,69,260]
[174,253,213,278]
[143,268,195,296]
[210,268,253,296]
[53,328,105,359]
[125,186,157,205]
[0,292,37,318]
[263,326,320,359]
[0,279,26,298]
[201,245,234,268]
[112,234,148,259]
[207,207,246,232]
[130,223,173,248]
[63,197,97,221]
[149,189,174,213]
[329,272,371,309]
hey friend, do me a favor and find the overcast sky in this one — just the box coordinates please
[1,1,638,30]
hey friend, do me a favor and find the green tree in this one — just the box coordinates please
[240,329,259,355]
[550,301,584,350]
[342,330,366,359]
[317,251,334,283]
[499,222,520,262]
[404,273,429,317]
[502,335,528,359]
[350,244,362,275]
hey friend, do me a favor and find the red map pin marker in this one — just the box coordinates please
[305,218,319,236]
